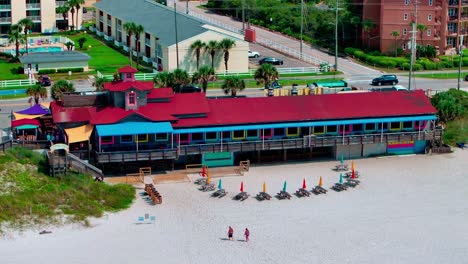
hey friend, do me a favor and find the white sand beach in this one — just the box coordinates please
[1,150,467,264]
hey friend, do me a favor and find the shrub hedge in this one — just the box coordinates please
[57,67,84,73]
[38,69,57,74]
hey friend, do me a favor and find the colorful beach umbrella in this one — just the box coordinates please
[201,166,206,177]
[339,173,343,184]
[351,161,355,171]
[263,181,266,193]
[282,181,287,192]
[340,154,344,164]
[351,168,356,179]
[206,171,211,184]
[302,178,307,189]
[218,179,223,189]
[240,181,244,192]
[318,176,323,187]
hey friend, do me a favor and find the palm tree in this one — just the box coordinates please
[205,40,219,70]
[18,18,33,54]
[362,19,375,49]
[123,22,136,66]
[192,66,216,93]
[133,24,145,67]
[219,38,236,72]
[153,71,174,88]
[391,31,400,57]
[51,80,75,101]
[26,84,47,105]
[417,24,427,47]
[68,0,76,30]
[56,4,70,28]
[222,76,245,96]
[350,16,361,47]
[70,0,85,31]
[92,76,106,91]
[190,40,206,70]
[254,64,279,90]
[8,24,25,57]
[172,68,190,92]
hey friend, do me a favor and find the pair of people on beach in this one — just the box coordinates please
[228,226,249,242]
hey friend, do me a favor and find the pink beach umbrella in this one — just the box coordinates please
[240,181,244,192]
[302,178,307,189]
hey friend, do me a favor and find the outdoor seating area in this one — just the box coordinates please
[212,189,227,198]
[144,184,162,204]
[311,186,328,195]
[295,188,311,197]
[200,183,216,192]
[234,192,250,201]
[333,164,349,171]
[277,190,292,200]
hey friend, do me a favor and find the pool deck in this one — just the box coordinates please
[0,43,65,55]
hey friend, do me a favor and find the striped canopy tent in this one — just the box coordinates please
[11,119,41,131]
[64,124,94,144]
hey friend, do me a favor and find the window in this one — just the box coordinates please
[191,133,203,141]
[365,123,376,131]
[378,123,388,130]
[300,127,310,136]
[352,124,363,131]
[403,121,413,129]
[260,129,272,137]
[313,126,325,134]
[404,13,408,20]
[135,134,148,142]
[179,133,189,141]
[247,129,258,138]
[286,127,299,136]
[326,125,337,133]
[427,29,431,36]
[121,135,133,143]
[232,130,245,139]
[390,122,401,130]
[405,0,409,5]
[273,128,285,136]
[222,131,231,139]
[126,73,132,79]
[128,92,135,105]
[205,132,218,140]
[99,11,103,16]
[428,14,432,21]
[429,0,433,6]
[403,42,407,49]
[107,14,111,20]
[100,136,114,144]
[155,133,168,141]
[403,28,407,35]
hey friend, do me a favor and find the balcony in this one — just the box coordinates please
[0,5,11,10]
[461,14,468,20]
[449,15,459,21]
[103,35,113,41]
[55,13,65,20]
[114,40,121,47]
[27,16,41,22]
[145,38,151,46]
[460,28,468,34]
[56,1,68,7]
[0,17,11,23]
[448,30,458,36]
[99,16,103,22]
[463,0,468,5]
[26,3,41,9]
[107,19,111,26]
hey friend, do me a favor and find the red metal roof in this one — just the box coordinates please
[118,66,138,73]
[104,81,154,92]
[147,87,174,99]
[173,90,437,128]
[51,102,96,123]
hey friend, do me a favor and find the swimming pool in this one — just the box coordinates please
[0,89,26,96]
[6,46,63,54]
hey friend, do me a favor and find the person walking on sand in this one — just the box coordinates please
[244,228,250,242]
[228,226,234,241]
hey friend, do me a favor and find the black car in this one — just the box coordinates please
[38,75,51,86]
[259,57,283,65]
[464,75,468,81]
[176,84,201,93]
[371,75,398,86]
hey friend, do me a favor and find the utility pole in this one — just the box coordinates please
[300,0,304,59]
[334,0,338,72]
[186,0,189,14]
[408,23,416,90]
[458,35,464,90]
[174,1,179,68]
[242,0,245,32]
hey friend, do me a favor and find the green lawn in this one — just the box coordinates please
[0,60,24,80]
[205,78,342,89]
[68,33,130,73]
[412,72,465,79]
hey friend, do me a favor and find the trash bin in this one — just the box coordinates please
[291,84,298,95]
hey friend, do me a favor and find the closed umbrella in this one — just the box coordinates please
[340,154,344,164]
[318,176,323,187]
[351,161,355,171]
[302,178,307,189]
[218,179,223,189]
[201,166,206,177]
[351,168,356,179]
[206,171,211,184]
[240,181,244,192]
[263,181,266,193]
[339,173,343,184]
[282,181,287,192]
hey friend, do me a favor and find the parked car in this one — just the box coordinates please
[464,74,468,81]
[371,74,398,86]
[248,50,260,58]
[370,85,408,92]
[83,7,87,13]
[259,57,283,65]
[38,75,51,86]
[176,84,201,93]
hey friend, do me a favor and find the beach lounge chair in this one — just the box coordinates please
[200,183,215,192]
[194,178,207,185]
[344,171,360,178]
[333,164,349,171]
[234,192,249,201]
[311,186,328,195]
[256,192,272,201]
[295,188,311,197]
[277,190,292,200]
[331,183,348,192]
[212,189,227,198]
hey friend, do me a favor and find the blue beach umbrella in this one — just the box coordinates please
[282,181,287,192]
[339,173,343,184]
[340,154,344,164]
[218,179,223,189]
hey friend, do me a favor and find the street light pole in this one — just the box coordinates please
[186,0,189,14]
[242,0,245,32]
[334,0,338,72]
[300,0,304,59]
[174,1,179,68]
[458,35,464,90]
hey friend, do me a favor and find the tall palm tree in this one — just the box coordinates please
[123,22,136,66]
[92,76,106,91]
[153,71,175,88]
[70,0,85,31]
[205,40,219,70]
[133,24,145,67]
[350,16,361,47]
[190,40,206,70]
[68,0,76,30]
[26,84,47,105]
[219,38,236,72]
[56,4,71,30]
[172,68,190,92]
[18,18,33,54]
[192,66,216,93]
[417,24,427,47]
[362,19,375,49]
[8,24,25,57]
[254,64,279,90]
[222,76,245,96]
[391,31,400,57]
[51,80,75,101]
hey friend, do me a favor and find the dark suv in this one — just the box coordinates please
[175,84,201,93]
[371,75,398,86]
[38,75,51,86]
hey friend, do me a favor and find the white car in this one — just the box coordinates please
[248,50,260,58]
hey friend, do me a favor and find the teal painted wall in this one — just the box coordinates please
[202,152,234,167]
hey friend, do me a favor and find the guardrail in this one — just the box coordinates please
[68,153,104,179]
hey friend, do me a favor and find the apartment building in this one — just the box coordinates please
[0,0,82,34]
[359,0,468,55]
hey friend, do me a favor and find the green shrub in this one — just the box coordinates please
[440,60,454,68]
[17,66,24,74]
[56,68,84,73]
[413,63,423,71]
[400,62,410,70]
[38,69,57,74]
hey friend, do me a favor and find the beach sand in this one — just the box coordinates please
[1,150,467,264]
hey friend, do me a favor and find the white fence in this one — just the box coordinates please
[0,79,36,88]
[96,71,157,81]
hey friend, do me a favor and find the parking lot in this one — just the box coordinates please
[247,42,316,69]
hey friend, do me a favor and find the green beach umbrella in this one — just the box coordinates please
[340,154,344,164]
[282,180,287,192]
[218,179,223,189]
[339,173,343,184]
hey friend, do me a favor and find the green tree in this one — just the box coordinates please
[133,24,145,67]
[362,19,375,49]
[123,22,136,66]
[65,41,74,51]
[18,18,33,54]
[431,89,467,122]
[222,76,245,96]
[219,38,236,72]
[8,24,25,58]
[70,0,85,31]
[417,24,427,47]
[192,66,216,93]
[350,16,361,47]
[92,76,106,91]
[56,4,70,29]
[254,63,279,89]
[153,71,174,88]
[391,31,400,57]
[51,80,75,101]
[190,40,206,70]
[205,40,219,70]
[77,37,87,49]
[26,84,47,105]
[172,68,190,92]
